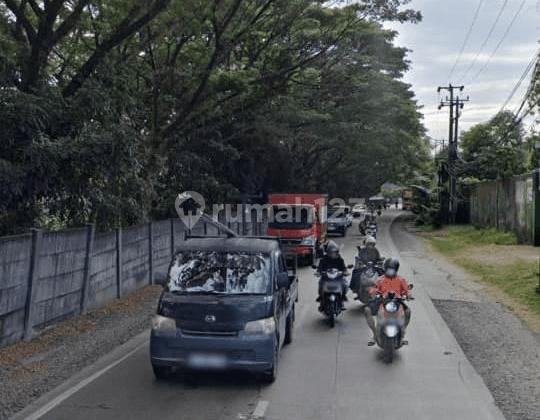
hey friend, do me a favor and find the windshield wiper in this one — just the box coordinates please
[184,290,228,295]
[228,292,265,295]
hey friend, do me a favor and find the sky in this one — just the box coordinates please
[382,0,540,152]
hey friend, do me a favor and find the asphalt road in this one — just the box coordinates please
[16,209,506,420]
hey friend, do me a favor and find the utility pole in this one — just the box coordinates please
[453,95,469,158]
[437,84,469,224]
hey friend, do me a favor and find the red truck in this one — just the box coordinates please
[266,193,328,265]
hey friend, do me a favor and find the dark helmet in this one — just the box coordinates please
[383,258,400,277]
[326,241,339,259]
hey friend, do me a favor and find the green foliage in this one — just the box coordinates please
[381,188,401,198]
[430,227,518,257]
[428,228,540,318]
[0,0,428,235]
[414,202,442,229]
[525,133,540,171]
[459,111,527,180]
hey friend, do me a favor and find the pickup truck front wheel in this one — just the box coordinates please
[284,307,294,345]
[152,364,172,380]
[261,337,279,383]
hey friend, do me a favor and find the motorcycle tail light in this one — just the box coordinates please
[323,283,342,293]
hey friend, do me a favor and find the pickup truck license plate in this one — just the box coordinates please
[188,353,227,369]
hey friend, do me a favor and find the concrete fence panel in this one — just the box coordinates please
[121,225,150,297]
[152,220,172,284]
[31,229,88,329]
[87,231,118,309]
[469,173,535,244]
[0,234,32,345]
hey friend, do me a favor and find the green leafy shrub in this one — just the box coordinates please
[415,203,442,229]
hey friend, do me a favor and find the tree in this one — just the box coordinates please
[0,0,428,234]
[459,111,527,180]
[1,0,172,95]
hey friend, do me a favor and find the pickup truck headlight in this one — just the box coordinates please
[300,237,315,246]
[151,315,176,332]
[244,317,276,335]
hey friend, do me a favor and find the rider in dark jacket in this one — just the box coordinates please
[316,241,349,309]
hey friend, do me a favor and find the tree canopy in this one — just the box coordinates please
[458,110,527,181]
[0,0,428,235]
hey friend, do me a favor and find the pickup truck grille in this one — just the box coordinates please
[181,329,239,337]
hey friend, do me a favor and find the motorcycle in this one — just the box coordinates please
[359,214,377,236]
[365,222,377,239]
[313,267,351,328]
[370,286,414,363]
[350,259,384,304]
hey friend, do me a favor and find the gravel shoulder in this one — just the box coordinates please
[392,214,540,420]
[0,285,162,420]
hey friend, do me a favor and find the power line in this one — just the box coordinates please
[448,0,484,81]
[498,48,538,114]
[513,56,540,120]
[458,0,509,82]
[496,66,540,144]
[468,0,528,84]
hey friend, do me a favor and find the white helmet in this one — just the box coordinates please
[365,236,377,248]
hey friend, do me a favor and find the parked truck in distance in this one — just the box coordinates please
[266,193,328,266]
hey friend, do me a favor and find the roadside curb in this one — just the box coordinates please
[386,212,506,420]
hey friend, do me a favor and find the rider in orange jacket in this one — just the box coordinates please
[364,258,412,345]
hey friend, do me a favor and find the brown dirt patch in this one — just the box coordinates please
[0,285,162,368]
[94,285,162,315]
[8,362,48,385]
[456,244,540,267]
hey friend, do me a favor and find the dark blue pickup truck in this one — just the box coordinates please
[150,236,298,382]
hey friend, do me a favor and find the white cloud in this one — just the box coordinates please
[388,0,540,141]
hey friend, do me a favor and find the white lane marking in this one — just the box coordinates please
[251,400,269,419]
[24,340,147,420]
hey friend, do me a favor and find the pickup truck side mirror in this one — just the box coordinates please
[277,272,289,289]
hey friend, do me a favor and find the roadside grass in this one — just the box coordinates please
[425,226,540,324]
[430,227,518,257]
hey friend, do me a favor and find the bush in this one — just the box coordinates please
[415,203,442,229]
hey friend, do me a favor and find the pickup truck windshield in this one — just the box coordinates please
[268,205,313,230]
[168,251,270,294]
